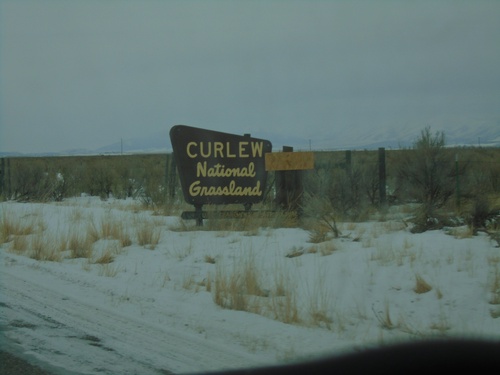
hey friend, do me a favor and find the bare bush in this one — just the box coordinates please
[397,127,460,232]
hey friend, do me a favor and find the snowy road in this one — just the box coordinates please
[0,261,264,375]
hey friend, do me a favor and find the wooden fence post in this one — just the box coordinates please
[345,150,352,176]
[274,146,303,216]
[167,154,177,200]
[378,147,386,205]
[0,158,4,199]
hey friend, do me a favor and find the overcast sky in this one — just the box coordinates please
[1,0,499,154]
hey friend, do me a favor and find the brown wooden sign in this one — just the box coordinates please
[265,151,314,171]
[170,125,272,206]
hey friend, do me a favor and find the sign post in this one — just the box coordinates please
[265,147,314,216]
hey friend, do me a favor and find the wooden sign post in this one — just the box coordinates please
[265,147,314,216]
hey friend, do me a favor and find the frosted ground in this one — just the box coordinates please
[1,196,499,374]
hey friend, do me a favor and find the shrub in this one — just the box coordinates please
[397,127,461,232]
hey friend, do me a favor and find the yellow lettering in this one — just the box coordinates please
[251,142,263,157]
[239,142,249,157]
[187,142,197,158]
[214,142,224,158]
[195,161,256,178]
[227,142,236,158]
[188,180,262,197]
[200,142,211,158]
[185,141,265,159]
[189,180,201,196]
[197,161,207,177]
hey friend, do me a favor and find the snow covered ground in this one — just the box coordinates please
[1,197,499,374]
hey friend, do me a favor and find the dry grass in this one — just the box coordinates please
[213,250,340,328]
[308,225,330,243]
[371,240,416,267]
[30,234,61,262]
[305,273,333,329]
[69,207,85,222]
[182,274,196,290]
[285,246,304,258]
[266,263,302,324]
[447,226,474,239]
[269,290,300,325]
[317,242,337,256]
[93,246,116,264]
[306,243,337,257]
[213,250,267,314]
[205,273,212,292]
[174,240,193,260]
[1,209,38,243]
[373,302,395,330]
[413,273,433,294]
[98,264,120,277]
[118,229,132,247]
[381,221,408,233]
[204,255,216,264]
[87,214,131,246]
[161,272,171,287]
[429,315,451,333]
[213,264,249,311]
[68,231,94,258]
[487,262,500,305]
[136,222,162,249]
[489,308,500,319]
[9,235,29,254]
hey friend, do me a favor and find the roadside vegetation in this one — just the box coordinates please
[1,127,499,329]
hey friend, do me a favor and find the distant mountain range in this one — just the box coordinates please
[1,117,498,157]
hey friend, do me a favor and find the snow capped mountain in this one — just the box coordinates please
[2,117,498,157]
[260,117,500,151]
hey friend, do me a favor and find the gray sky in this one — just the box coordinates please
[1,0,499,154]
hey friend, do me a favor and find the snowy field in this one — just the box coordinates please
[1,196,500,374]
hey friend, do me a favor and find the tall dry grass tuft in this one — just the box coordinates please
[373,302,395,330]
[86,213,131,247]
[68,231,93,258]
[93,249,115,264]
[87,220,101,243]
[413,273,433,294]
[205,272,212,292]
[98,264,120,277]
[308,225,330,244]
[269,265,300,324]
[213,250,266,313]
[118,227,132,247]
[1,209,37,243]
[213,264,248,311]
[303,264,333,329]
[447,226,474,239]
[69,207,85,222]
[213,252,305,325]
[316,242,337,257]
[136,221,162,249]
[270,291,300,325]
[487,259,500,305]
[9,235,29,254]
[30,234,61,261]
